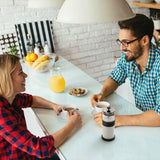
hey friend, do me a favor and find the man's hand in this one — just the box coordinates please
[93,112,103,127]
[93,113,121,128]
[93,113,134,128]
[90,94,103,108]
[93,110,160,128]
[90,78,118,108]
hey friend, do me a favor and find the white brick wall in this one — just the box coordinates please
[0,0,149,84]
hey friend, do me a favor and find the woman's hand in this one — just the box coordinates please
[52,104,63,115]
[32,96,63,115]
[67,111,82,128]
[52,111,82,148]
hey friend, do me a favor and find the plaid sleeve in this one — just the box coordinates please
[15,93,33,108]
[154,68,160,115]
[0,106,56,158]
[109,52,127,85]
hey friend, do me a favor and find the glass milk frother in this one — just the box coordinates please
[102,106,115,141]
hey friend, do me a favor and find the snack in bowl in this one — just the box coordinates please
[68,88,86,96]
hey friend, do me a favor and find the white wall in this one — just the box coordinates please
[0,0,149,84]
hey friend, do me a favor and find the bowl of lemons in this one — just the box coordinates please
[24,53,54,73]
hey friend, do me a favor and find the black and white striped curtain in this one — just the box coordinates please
[15,20,55,58]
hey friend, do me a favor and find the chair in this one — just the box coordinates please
[15,20,55,58]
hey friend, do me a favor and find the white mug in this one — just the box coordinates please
[95,101,110,113]
[60,106,79,119]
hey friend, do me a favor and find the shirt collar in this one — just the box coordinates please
[0,94,19,109]
[0,96,10,107]
[131,43,158,72]
[145,43,157,71]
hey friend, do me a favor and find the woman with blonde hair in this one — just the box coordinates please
[0,54,81,159]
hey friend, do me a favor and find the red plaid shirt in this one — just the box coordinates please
[0,93,56,160]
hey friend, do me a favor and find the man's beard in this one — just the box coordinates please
[124,44,143,62]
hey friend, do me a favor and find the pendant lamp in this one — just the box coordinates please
[28,0,64,8]
[57,0,135,23]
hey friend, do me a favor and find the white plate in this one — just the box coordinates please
[68,87,88,97]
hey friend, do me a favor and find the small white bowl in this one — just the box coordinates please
[95,101,110,113]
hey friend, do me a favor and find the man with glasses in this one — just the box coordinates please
[90,14,160,127]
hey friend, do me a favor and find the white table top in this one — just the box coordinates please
[22,57,160,160]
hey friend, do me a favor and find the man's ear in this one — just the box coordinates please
[141,35,150,46]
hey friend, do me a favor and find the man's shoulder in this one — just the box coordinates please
[151,43,160,55]
[152,48,160,71]
[150,44,160,63]
[154,47,160,61]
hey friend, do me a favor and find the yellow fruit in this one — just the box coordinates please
[25,54,32,62]
[31,61,39,69]
[35,55,51,62]
[33,60,50,70]
[30,53,38,62]
[49,76,65,93]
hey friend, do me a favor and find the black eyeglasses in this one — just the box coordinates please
[116,38,140,47]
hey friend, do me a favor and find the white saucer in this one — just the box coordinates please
[58,113,67,121]
[91,109,98,116]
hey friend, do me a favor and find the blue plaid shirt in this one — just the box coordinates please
[109,43,160,114]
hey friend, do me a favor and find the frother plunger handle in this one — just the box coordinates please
[107,106,111,112]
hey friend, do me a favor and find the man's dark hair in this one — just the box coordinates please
[118,14,154,42]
